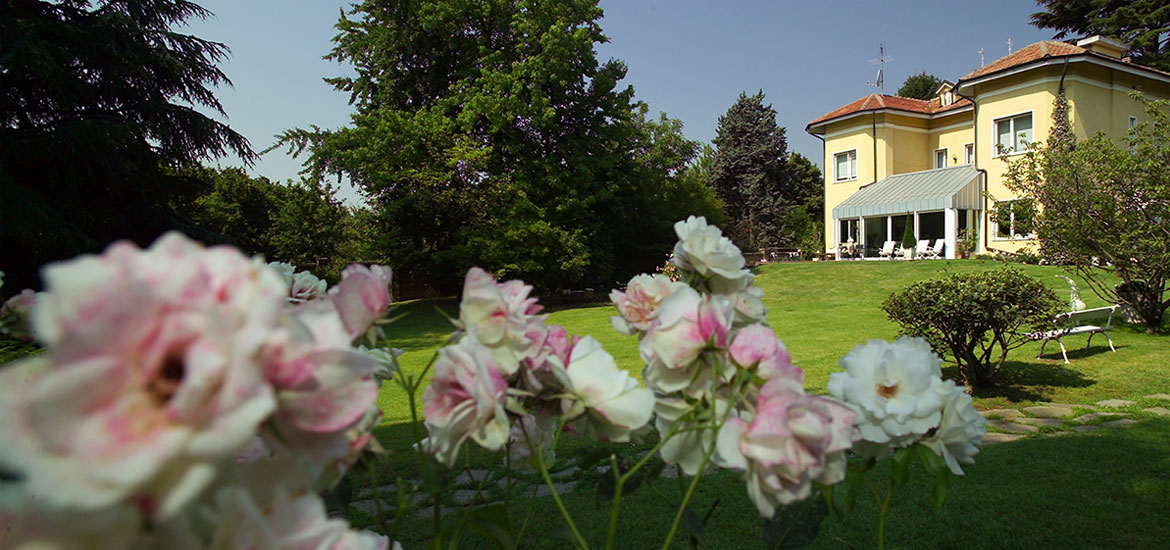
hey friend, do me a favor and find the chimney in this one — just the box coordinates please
[1076,35,1128,59]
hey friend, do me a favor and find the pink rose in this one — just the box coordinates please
[423,339,510,466]
[330,264,392,341]
[715,378,856,517]
[729,324,802,382]
[552,337,654,442]
[0,288,37,340]
[0,232,283,521]
[210,486,389,550]
[639,286,734,393]
[458,267,540,372]
[520,323,578,393]
[610,274,686,335]
[260,300,379,474]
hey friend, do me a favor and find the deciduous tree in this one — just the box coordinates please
[1004,94,1170,333]
[277,0,691,292]
[897,71,944,100]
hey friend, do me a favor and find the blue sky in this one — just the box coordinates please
[187,1,1055,205]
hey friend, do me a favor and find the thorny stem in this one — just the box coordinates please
[877,475,895,550]
[526,419,590,550]
[604,421,685,550]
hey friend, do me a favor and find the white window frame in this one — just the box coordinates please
[933,148,949,169]
[1128,115,1138,130]
[993,200,1036,241]
[1128,116,1139,153]
[833,149,858,182]
[963,143,974,165]
[993,111,1034,157]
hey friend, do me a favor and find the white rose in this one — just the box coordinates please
[670,216,751,289]
[921,378,986,475]
[827,337,946,455]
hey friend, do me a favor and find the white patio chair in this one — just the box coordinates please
[878,240,896,260]
[923,239,944,259]
[915,239,931,257]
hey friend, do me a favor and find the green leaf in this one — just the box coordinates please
[681,507,705,547]
[891,446,914,488]
[762,493,829,550]
[931,475,951,512]
[468,505,515,550]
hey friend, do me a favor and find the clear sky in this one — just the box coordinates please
[186,0,1056,206]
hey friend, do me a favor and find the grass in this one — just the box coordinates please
[4,259,1166,548]
[365,259,1170,549]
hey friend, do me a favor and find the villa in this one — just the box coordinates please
[806,36,1170,259]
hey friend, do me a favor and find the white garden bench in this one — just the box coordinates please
[1033,305,1119,364]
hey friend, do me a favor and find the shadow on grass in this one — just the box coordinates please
[965,358,1096,402]
[815,419,1170,550]
[1036,343,1127,363]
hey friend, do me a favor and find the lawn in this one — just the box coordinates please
[362,258,1169,549]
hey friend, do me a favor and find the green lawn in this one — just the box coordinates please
[366,259,1169,549]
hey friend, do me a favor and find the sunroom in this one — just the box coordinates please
[832,165,982,259]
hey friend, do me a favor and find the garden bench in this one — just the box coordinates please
[1033,305,1119,364]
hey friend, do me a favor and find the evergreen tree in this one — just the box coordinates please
[1032,0,1170,71]
[1,0,253,289]
[897,71,945,100]
[709,91,795,249]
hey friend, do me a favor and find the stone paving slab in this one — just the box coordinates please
[1144,393,1170,401]
[1043,402,1096,410]
[1103,419,1139,428]
[1143,407,1170,416]
[982,433,1024,444]
[453,469,492,486]
[355,484,397,499]
[1096,399,1136,408]
[980,408,1024,419]
[1023,405,1074,418]
[1012,417,1065,428]
[1073,412,1125,423]
[988,420,1039,434]
[1071,425,1101,433]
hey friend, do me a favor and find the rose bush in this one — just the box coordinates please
[0,216,989,550]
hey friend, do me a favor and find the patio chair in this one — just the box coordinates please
[878,240,896,260]
[915,239,931,257]
[922,239,944,260]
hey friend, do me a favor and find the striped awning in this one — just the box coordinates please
[832,165,982,219]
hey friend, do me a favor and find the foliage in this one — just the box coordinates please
[991,197,1037,238]
[883,268,1062,389]
[897,71,945,100]
[709,91,797,249]
[1003,94,1170,333]
[0,0,253,290]
[275,0,700,293]
[176,166,364,281]
[1031,0,1170,71]
[900,216,916,249]
[958,229,979,255]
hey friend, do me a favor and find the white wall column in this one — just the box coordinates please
[944,208,958,259]
[887,216,893,243]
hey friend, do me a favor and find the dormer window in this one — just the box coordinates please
[935,81,955,106]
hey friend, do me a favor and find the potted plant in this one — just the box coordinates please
[957,228,978,259]
[901,218,916,260]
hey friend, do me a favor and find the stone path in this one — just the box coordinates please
[978,393,1170,444]
[346,394,1170,517]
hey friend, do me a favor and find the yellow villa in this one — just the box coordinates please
[806,36,1170,259]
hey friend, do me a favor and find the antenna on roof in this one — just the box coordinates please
[978,48,985,67]
[1007,38,1012,54]
[867,43,894,92]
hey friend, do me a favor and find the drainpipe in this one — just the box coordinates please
[952,85,992,254]
[810,130,829,252]
[872,111,879,182]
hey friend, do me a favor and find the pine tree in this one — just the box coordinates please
[709,91,796,249]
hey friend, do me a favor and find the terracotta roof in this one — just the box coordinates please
[807,93,971,127]
[959,40,1085,80]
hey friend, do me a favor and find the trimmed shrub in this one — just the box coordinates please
[882,268,1062,389]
